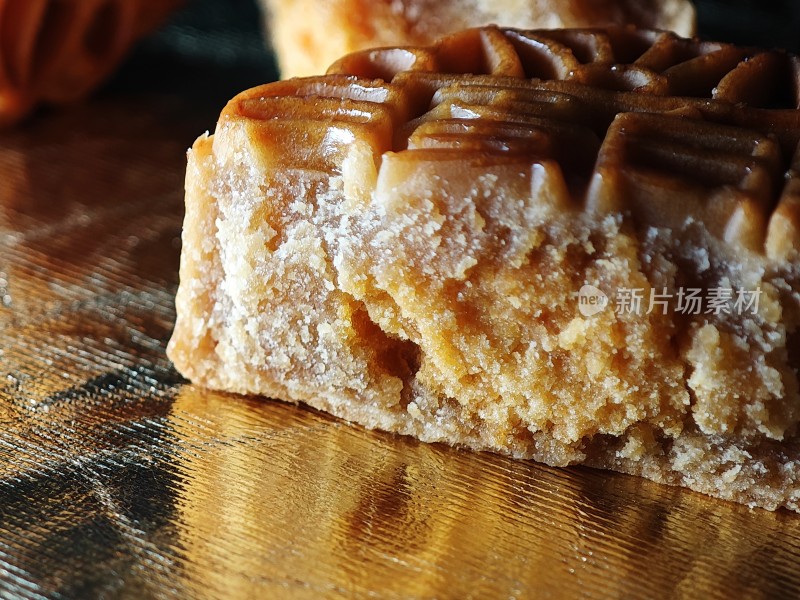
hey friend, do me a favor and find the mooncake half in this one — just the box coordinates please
[168,26,800,511]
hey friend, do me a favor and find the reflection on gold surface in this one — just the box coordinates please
[170,386,800,599]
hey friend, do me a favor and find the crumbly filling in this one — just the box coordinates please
[170,120,800,479]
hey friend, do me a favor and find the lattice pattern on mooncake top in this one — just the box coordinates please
[226,26,800,260]
[328,26,800,109]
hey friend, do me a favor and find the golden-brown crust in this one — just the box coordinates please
[0,0,184,127]
[260,0,696,77]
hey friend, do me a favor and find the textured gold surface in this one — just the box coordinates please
[2,67,800,600]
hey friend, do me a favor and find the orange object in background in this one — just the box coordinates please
[260,0,696,77]
[0,0,183,127]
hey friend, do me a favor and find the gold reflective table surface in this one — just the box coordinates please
[2,7,800,600]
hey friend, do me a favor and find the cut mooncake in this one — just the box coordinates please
[168,26,800,511]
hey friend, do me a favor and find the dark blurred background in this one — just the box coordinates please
[106,0,277,118]
[694,0,800,51]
